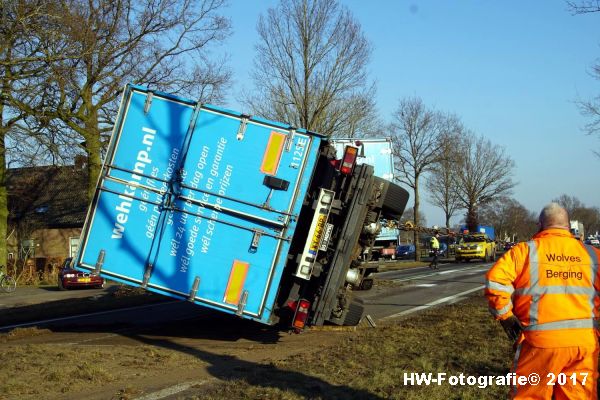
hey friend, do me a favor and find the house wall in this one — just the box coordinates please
[8,228,82,259]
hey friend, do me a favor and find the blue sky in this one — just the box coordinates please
[221,1,600,227]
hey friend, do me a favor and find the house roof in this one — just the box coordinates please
[7,165,89,229]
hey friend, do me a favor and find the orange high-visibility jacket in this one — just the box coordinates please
[485,228,600,348]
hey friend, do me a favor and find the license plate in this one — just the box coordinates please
[309,214,327,254]
[77,277,91,283]
[319,223,334,251]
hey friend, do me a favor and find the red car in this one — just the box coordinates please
[58,258,104,290]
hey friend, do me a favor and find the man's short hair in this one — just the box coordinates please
[539,203,570,230]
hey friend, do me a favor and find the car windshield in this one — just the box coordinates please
[397,245,412,251]
[462,235,486,243]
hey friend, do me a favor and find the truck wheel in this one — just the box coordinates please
[365,210,378,224]
[360,278,374,291]
[343,298,365,326]
[374,177,409,220]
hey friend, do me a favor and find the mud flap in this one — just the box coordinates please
[342,297,365,326]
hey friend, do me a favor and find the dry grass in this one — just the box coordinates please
[0,343,206,399]
[198,295,514,400]
[0,295,517,400]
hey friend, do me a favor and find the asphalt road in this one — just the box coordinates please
[361,261,491,321]
[0,261,491,331]
[0,284,117,311]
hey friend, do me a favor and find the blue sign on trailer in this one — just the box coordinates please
[77,85,322,324]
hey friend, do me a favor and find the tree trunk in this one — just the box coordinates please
[85,137,102,202]
[0,129,8,267]
[466,204,478,233]
[83,100,102,202]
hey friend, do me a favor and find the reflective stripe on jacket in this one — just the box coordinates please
[485,228,600,348]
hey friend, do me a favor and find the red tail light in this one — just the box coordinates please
[340,146,358,175]
[293,299,311,330]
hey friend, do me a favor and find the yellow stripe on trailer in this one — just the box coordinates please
[260,131,286,175]
[224,260,250,305]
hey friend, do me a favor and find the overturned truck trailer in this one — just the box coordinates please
[74,84,409,329]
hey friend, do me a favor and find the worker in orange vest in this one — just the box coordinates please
[485,203,600,399]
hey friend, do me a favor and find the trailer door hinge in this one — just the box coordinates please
[285,127,296,151]
[237,115,250,141]
[236,290,249,316]
[142,263,154,288]
[144,92,154,114]
[187,277,200,302]
[94,249,105,274]
[250,229,263,253]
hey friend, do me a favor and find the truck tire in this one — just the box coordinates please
[365,210,378,224]
[374,177,409,220]
[359,278,374,291]
[343,298,365,326]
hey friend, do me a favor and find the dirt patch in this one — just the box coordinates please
[0,295,515,400]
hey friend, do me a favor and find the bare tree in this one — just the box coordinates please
[567,1,600,14]
[245,0,376,137]
[568,1,600,155]
[553,194,600,233]
[426,115,464,228]
[573,206,600,234]
[31,0,231,200]
[391,97,447,260]
[553,194,585,216]
[479,197,537,242]
[1,0,77,265]
[454,132,516,232]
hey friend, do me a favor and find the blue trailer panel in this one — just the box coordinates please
[78,85,321,324]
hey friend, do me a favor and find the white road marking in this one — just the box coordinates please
[391,264,490,283]
[134,379,214,400]
[414,283,437,287]
[381,285,485,320]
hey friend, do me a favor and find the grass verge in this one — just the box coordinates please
[198,295,514,400]
[0,294,516,400]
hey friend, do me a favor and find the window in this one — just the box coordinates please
[69,237,80,258]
